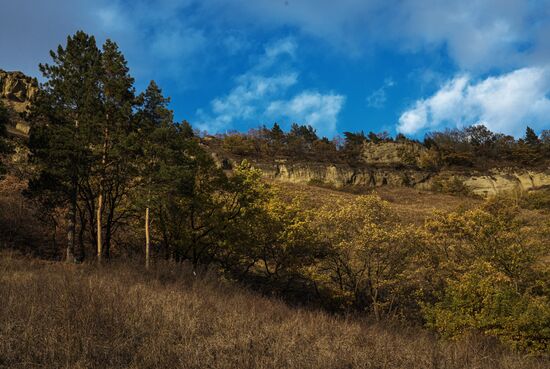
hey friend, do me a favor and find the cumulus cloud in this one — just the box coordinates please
[196,73,298,132]
[266,92,345,137]
[397,67,550,137]
[196,38,345,135]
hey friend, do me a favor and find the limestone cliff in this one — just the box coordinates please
[254,161,433,189]
[0,70,37,105]
[214,147,550,197]
[460,170,550,196]
[258,161,550,196]
[0,69,37,135]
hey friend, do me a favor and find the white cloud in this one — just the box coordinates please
[266,92,345,137]
[197,73,298,132]
[264,37,297,60]
[397,67,550,137]
[366,78,395,109]
[196,38,345,134]
[197,0,550,70]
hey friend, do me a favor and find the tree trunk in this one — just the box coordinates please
[97,194,102,263]
[66,184,77,263]
[97,124,108,262]
[77,207,86,261]
[145,207,150,269]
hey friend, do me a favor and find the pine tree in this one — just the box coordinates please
[270,122,284,141]
[132,81,174,268]
[28,31,103,262]
[94,39,136,260]
[524,126,540,146]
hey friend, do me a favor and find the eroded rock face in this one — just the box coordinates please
[462,171,550,197]
[0,70,37,135]
[0,70,38,104]
[213,151,550,197]
[255,161,433,189]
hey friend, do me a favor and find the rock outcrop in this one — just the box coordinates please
[0,70,37,135]
[461,171,550,196]
[0,70,38,106]
[220,156,550,197]
[255,161,433,189]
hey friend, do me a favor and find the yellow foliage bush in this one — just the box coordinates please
[311,195,424,319]
[422,200,550,354]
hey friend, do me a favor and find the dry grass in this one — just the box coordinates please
[0,252,547,369]
[272,181,550,228]
[271,181,481,224]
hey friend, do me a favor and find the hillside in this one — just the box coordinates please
[3,68,550,198]
[1,32,549,365]
[205,131,550,197]
[1,252,547,369]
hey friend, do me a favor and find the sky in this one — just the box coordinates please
[1,0,550,138]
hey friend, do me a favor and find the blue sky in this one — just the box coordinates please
[1,0,550,138]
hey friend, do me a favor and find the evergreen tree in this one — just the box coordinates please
[270,122,284,141]
[28,31,103,262]
[132,80,175,267]
[180,120,194,139]
[342,131,366,161]
[93,39,136,260]
[395,133,408,143]
[368,131,380,143]
[524,126,540,146]
[290,123,318,143]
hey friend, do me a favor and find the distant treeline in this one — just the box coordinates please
[208,123,550,169]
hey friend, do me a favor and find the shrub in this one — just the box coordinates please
[431,176,472,196]
[520,188,550,211]
[423,200,550,354]
[311,195,423,318]
[426,261,550,354]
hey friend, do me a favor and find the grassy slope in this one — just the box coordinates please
[272,181,550,227]
[1,253,548,369]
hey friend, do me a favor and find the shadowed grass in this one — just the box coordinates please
[0,252,547,369]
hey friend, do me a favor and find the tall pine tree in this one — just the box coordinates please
[132,81,174,268]
[28,31,103,262]
[94,39,136,260]
[525,126,540,146]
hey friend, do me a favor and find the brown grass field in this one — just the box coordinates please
[272,181,550,228]
[1,252,548,369]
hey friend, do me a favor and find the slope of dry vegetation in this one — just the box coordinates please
[1,252,547,369]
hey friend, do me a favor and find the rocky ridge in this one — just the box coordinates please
[3,68,549,197]
[212,141,550,197]
[254,161,550,197]
[0,69,38,135]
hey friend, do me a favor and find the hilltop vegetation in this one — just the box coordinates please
[0,30,549,365]
[206,122,550,170]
